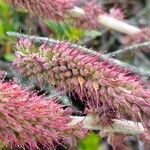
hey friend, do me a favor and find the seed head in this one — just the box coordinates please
[0,71,83,149]
[7,0,78,21]
[14,39,150,138]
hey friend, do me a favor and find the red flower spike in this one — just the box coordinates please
[14,39,150,139]
[7,0,78,21]
[0,71,84,149]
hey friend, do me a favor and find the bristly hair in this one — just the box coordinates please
[0,70,84,149]
[14,38,150,141]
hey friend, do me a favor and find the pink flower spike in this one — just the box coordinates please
[14,39,150,141]
[0,71,84,149]
[7,0,78,21]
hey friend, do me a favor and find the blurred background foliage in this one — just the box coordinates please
[0,0,101,62]
[0,0,27,62]
[45,20,101,42]
[45,20,85,42]
[79,132,102,150]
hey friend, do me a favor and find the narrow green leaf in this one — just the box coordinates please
[0,140,3,150]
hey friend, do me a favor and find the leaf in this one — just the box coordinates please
[3,53,16,62]
[0,21,5,36]
[0,140,3,150]
[45,20,85,42]
[45,20,61,37]
[0,0,10,17]
[79,132,101,150]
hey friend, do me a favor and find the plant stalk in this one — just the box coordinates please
[68,7,141,35]
[70,116,145,135]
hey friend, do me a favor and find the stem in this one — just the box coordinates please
[106,41,150,57]
[69,116,145,135]
[98,15,141,35]
[7,32,150,77]
[68,7,141,35]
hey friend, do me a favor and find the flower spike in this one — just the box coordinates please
[14,39,150,141]
[0,70,84,149]
[7,0,78,21]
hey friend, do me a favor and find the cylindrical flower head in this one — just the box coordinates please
[6,0,78,21]
[14,39,150,136]
[0,71,83,149]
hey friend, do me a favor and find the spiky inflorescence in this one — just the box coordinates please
[6,0,78,21]
[0,71,83,149]
[122,27,150,52]
[14,38,150,139]
[75,0,105,29]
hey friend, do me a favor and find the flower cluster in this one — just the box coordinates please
[7,0,78,21]
[75,0,105,29]
[122,27,150,52]
[14,38,150,135]
[0,71,83,149]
